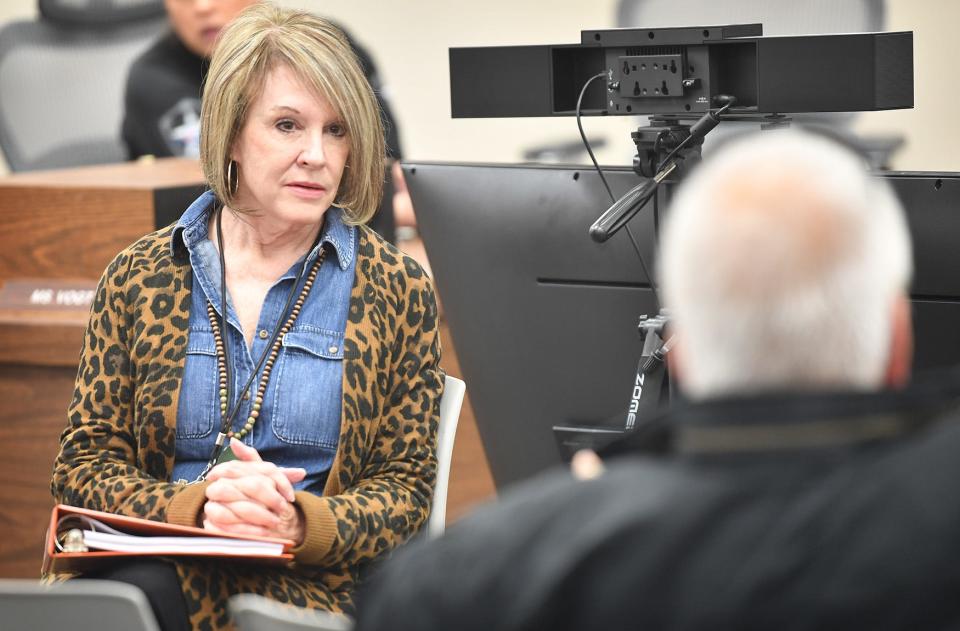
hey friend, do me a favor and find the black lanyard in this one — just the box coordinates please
[194,205,318,480]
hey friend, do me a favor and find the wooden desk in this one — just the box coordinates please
[0,305,89,577]
[0,159,205,577]
[0,160,495,578]
[0,158,204,280]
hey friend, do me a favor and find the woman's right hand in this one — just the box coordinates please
[202,439,306,537]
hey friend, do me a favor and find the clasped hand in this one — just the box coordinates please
[202,438,306,545]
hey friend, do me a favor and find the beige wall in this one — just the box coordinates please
[0,0,955,172]
[0,1,34,22]
[855,0,960,170]
[282,0,628,165]
[294,0,960,171]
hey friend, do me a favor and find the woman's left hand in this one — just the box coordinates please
[202,439,306,544]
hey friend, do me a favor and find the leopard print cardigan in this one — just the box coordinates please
[50,222,443,629]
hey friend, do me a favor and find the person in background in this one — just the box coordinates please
[52,4,442,630]
[356,130,960,631]
[122,0,403,161]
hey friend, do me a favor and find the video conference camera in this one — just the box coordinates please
[450,23,913,119]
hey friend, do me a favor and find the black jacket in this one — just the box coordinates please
[357,372,960,631]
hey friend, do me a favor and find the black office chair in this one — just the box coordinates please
[0,0,166,172]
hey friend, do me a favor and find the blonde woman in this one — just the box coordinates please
[51,4,442,629]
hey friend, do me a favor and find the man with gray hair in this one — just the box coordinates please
[662,129,913,398]
[356,130,960,631]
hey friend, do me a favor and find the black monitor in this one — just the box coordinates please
[405,162,960,489]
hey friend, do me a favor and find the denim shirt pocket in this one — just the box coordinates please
[271,327,344,449]
[176,328,218,440]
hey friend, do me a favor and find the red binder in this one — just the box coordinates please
[43,504,295,574]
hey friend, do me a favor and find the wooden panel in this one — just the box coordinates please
[440,321,497,523]
[0,364,75,578]
[0,280,91,367]
[0,187,153,280]
[0,303,86,577]
[2,158,202,190]
[0,319,86,368]
[0,160,203,578]
[0,158,204,281]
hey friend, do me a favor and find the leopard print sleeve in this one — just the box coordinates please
[50,238,186,521]
[291,235,443,568]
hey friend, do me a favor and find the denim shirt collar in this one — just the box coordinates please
[170,190,356,271]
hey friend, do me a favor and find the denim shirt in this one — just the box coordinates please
[170,191,357,494]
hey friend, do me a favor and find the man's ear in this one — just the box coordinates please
[883,294,913,389]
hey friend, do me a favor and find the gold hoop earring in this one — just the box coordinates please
[227,160,239,196]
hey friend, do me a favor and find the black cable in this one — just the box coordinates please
[576,72,661,310]
[576,72,615,202]
[653,185,660,238]
[216,205,232,445]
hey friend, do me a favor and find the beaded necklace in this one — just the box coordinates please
[205,249,324,441]
[196,206,325,479]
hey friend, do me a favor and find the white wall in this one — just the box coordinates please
[0,0,956,173]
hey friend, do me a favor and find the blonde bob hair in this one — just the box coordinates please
[200,2,385,224]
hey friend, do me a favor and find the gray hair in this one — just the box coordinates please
[659,130,912,399]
